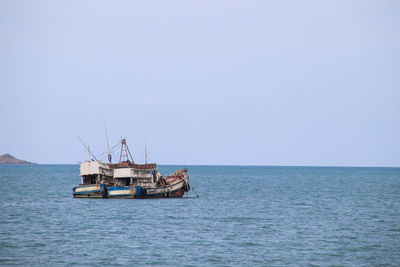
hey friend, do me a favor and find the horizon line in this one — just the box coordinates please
[10,163,400,168]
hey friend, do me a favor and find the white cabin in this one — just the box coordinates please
[80,161,112,177]
[113,167,158,187]
[79,161,113,185]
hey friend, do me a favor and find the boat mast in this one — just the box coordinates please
[119,138,134,163]
[78,136,97,161]
[145,139,148,165]
[104,123,112,163]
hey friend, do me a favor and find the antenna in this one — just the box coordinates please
[78,137,97,161]
[104,122,112,163]
[145,138,148,165]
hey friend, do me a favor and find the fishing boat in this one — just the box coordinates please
[72,160,113,198]
[72,137,191,199]
[143,168,190,198]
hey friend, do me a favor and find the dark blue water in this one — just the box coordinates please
[0,165,399,266]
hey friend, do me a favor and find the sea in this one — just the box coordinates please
[0,165,399,266]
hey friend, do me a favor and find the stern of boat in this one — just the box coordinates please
[72,184,107,198]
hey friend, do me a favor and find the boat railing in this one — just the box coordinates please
[112,162,157,170]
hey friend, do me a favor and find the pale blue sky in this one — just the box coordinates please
[0,0,399,166]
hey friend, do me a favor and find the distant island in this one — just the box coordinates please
[0,154,36,164]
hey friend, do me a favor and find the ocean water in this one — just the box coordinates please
[0,165,399,266]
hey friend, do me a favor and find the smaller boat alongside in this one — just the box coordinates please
[143,169,190,198]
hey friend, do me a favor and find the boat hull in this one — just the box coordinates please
[73,184,106,198]
[136,187,186,198]
[73,169,190,199]
[106,178,188,199]
[107,186,138,198]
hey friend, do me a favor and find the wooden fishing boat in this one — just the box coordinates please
[72,138,191,199]
[72,161,113,198]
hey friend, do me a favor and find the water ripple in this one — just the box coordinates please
[0,165,399,266]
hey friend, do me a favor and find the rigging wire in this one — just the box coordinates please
[187,176,199,198]
[78,137,97,161]
[95,140,121,159]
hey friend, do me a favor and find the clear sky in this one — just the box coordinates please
[0,0,399,166]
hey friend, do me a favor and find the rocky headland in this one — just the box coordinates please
[0,154,36,164]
